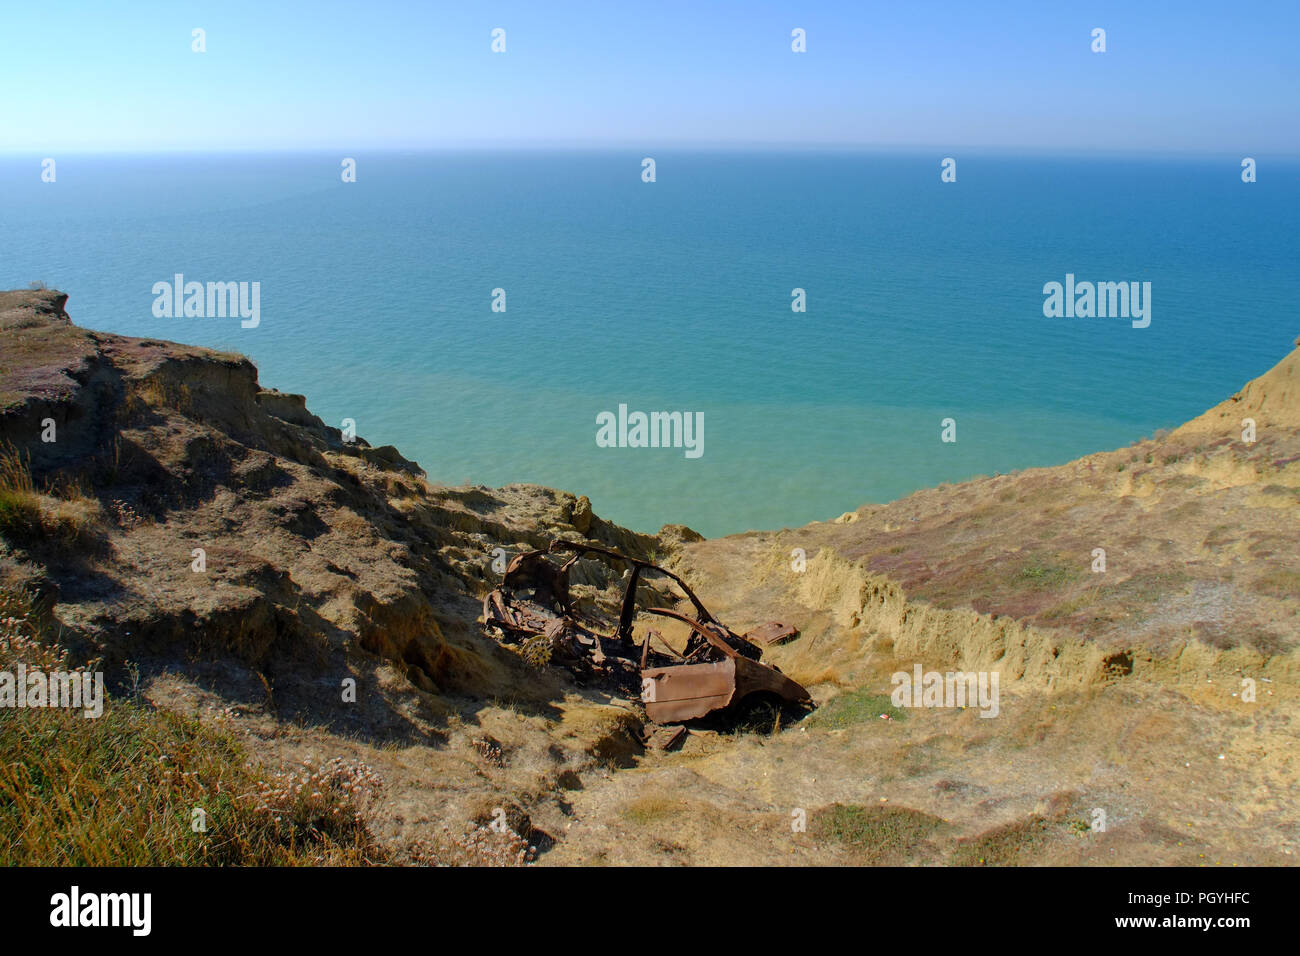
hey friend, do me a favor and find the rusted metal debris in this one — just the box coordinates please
[640,725,689,752]
[481,539,811,726]
[743,621,800,647]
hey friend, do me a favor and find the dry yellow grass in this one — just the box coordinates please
[0,442,103,546]
[0,587,389,866]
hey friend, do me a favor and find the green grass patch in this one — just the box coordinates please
[813,803,946,863]
[1012,558,1077,590]
[806,689,905,730]
[950,814,1052,866]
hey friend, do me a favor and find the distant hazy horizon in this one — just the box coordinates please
[4,0,1297,154]
[5,145,1298,160]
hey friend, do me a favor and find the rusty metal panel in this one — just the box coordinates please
[642,659,737,722]
[744,621,799,646]
[733,656,813,705]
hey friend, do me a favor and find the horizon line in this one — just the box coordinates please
[2,142,1297,162]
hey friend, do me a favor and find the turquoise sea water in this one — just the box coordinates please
[2,151,1297,537]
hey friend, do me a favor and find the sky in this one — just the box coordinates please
[1,0,1296,154]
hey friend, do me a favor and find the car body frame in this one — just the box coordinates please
[481,539,811,724]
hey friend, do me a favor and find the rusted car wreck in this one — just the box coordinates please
[481,540,811,727]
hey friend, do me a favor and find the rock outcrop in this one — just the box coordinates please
[0,290,685,730]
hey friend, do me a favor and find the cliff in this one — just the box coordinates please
[1,287,676,741]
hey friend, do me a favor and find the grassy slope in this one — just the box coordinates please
[0,589,383,865]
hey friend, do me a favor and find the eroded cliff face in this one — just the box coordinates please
[667,334,1300,697]
[0,289,672,732]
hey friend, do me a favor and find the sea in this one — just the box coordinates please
[2,150,1296,537]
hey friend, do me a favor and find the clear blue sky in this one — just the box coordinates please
[2,0,1296,153]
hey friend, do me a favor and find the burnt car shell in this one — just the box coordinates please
[480,539,812,725]
[636,605,812,722]
[642,657,813,723]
